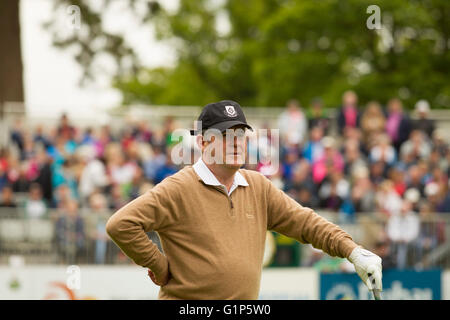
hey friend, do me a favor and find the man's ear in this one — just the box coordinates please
[196,135,204,150]
[197,134,216,149]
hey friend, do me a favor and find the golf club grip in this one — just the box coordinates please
[372,289,382,300]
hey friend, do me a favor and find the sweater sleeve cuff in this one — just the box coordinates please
[340,238,360,259]
[145,250,168,276]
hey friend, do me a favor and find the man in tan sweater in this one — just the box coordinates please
[106,100,383,300]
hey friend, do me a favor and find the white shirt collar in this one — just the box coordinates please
[193,158,248,195]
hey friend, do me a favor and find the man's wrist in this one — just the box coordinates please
[341,238,360,260]
[348,245,364,264]
[146,252,169,277]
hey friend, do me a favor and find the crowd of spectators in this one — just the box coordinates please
[0,91,449,269]
[269,92,449,270]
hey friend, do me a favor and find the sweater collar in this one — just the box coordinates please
[193,158,249,194]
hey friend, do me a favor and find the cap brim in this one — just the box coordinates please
[190,120,253,135]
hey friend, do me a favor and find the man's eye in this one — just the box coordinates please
[223,131,246,139]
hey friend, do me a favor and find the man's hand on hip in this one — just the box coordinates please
[148,268,170,286]
[348,246,383,291]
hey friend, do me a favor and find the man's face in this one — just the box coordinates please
[200,125,247,169]
[223,126,247,168]
[388,99,402,113]
[310,126,323,141]
[343,91,357,107]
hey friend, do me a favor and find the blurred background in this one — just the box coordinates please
[0,0,449,300]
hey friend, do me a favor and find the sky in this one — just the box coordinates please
[20,0,178,119]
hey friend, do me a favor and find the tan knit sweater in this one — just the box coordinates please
[106,166,358,299]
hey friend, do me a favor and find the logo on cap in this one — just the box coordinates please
[224,105,237,117]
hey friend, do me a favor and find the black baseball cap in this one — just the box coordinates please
[190,100,253,135]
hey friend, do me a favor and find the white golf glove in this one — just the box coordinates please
[348,246,383,291]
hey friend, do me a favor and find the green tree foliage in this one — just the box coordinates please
[45,0,450,108]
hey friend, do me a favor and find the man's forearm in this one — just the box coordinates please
[266,179,359,258]
[297,209,359,258]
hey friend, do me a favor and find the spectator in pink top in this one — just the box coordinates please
[337,90,361,135]
[385,98,411,152]
[312,136,344,184]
